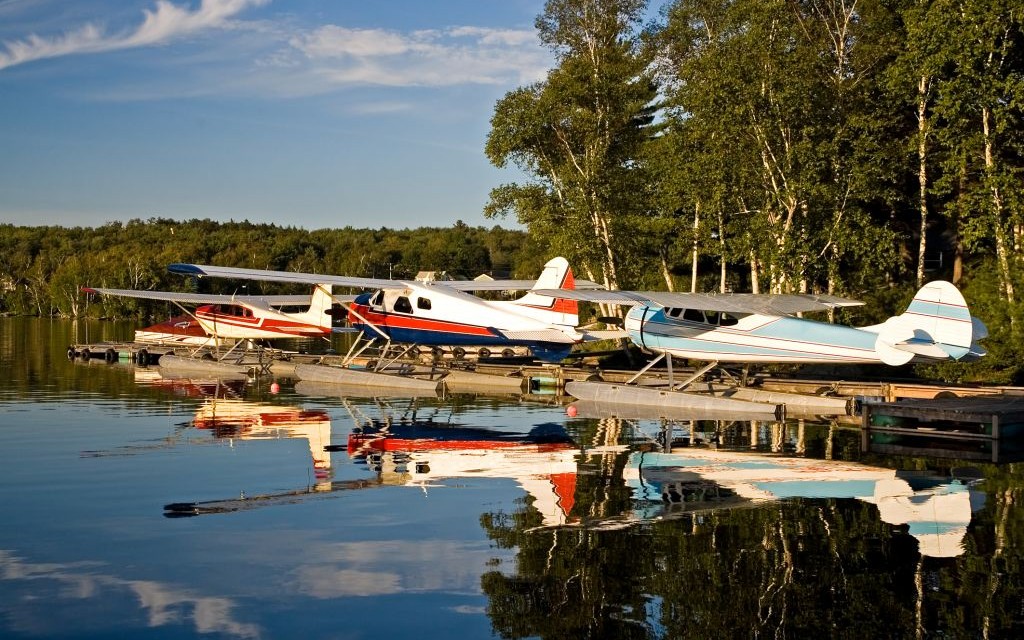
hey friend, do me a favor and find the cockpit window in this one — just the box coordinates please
[417,297,432,310]
[720,312,739,327]
[370,291,384,307]
[667,308,682,318]
[683,308,705,323]
[393,296,413,314]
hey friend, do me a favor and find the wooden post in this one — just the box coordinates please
[861,404,871,453]
[991,413,1000,463]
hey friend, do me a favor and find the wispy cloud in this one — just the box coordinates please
[0,0,551,97]
[283,25,549,89]
[0,0,268,70]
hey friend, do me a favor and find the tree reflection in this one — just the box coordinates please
[479,416,1024,639]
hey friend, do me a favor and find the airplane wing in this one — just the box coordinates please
[83,287,356,306]
[168,263,603,292]
[530,289,864,315]
[495,329,580,344]
[83,287,247,305]
[168,263,398,289]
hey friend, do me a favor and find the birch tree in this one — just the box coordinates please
[485,0,658,292]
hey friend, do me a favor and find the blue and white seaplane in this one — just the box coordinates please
[165,257,606,364]
[535,280,988,408]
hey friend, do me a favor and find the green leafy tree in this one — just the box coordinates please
[486,0,659,295]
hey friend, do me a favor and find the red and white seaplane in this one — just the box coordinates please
[82,284,350,347]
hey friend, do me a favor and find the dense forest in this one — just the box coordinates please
[0,0,1021,382]
[0,219,539,318]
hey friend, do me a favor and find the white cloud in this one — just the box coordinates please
[284,25,549,89]
[292,25,425,58]
[348,101,414,115]
[0,0,268,70]
[447,26,539,47]
[290,539,505,598]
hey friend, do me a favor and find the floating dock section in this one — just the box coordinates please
[294,380,442,399]
[565,381,785,420]
[862,396,1024,462]
[293,363,444,393]
[442,369,529,394]
[568,399,781,423]
[158,354,254,378]
[720,387,851,417]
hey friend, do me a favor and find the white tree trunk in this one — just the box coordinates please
[916,74,931,288]
[690,202,700,293]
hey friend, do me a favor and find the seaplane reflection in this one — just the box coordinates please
[622,448,983,558]
[347,419,579,526]
[191,398,333,485]
[166,403,581,527]
[100,371,333,485]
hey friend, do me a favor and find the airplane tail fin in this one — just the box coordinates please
[304,284,344,330]
[512,257,579,328]
[868,281,987,365]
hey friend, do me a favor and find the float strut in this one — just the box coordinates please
[672,360,719,391]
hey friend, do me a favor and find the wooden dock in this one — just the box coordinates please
[69,340,1024,461]
[861,396,1024,462]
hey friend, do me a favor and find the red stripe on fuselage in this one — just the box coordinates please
[196,307,327,335]
[351,304,496,337]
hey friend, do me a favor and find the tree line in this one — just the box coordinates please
[484,0,1022,381]
[0,219,538,318]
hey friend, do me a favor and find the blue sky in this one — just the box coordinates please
[0,0,554,230]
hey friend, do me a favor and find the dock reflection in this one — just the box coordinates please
[133,367,248,399]
[150,391,985,560]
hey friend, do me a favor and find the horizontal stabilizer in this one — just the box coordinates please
[580,329,629,341]
[497,328,580,344]
[869,281,984,365]
[972,316,989,341]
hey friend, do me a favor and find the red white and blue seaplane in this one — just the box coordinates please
[164,257,606,363]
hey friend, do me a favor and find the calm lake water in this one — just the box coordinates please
[1,317,1022,639]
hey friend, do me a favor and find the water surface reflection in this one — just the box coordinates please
[0,318,1021,639]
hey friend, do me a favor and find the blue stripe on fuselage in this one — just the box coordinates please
[350,322,571,362]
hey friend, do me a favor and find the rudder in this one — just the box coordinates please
[512,257,579,327]
[305,284,337,330]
